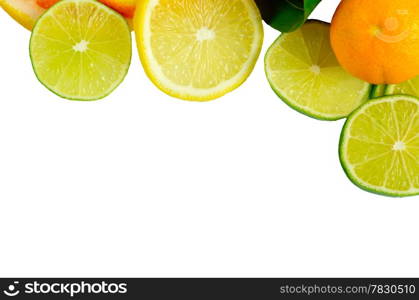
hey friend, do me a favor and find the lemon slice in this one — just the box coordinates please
[30,0,131,100]
[265,20,371,120]
[0,0,45,30]
[134,0,264,101]
[340,95,419,197]
[386,76,419,97]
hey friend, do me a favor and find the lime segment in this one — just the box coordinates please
[265,20,371,120]
[340,95,419,197]
[370,85,386,98]
[134,0,263,101]
[30,0,131,100]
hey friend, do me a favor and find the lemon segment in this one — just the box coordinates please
[134,0,264,101]
[30,0,131,100]
[340,95,419,197]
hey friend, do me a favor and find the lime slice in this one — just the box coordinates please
[370,85,386,98]
[385,76,419,97]
[265,20,371,120]
[340,95,419,197]
[30,0,131,100]
[134,0,263,101]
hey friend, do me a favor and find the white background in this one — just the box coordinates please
[0,0,418,277]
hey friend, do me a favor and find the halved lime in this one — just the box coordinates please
[385,76,419,97]
[265,20,371,120]
[370,85,386,98]
[30,0,131,100]
[340,95,419,197]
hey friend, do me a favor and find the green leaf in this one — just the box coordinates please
[255,0,322,32]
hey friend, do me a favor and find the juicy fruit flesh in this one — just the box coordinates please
[342,96,419,196]
[150,0,253,90]
[30,0,131,100]
[136,0,263,100]
[265,21,370,120]
[36,0,136,18]
[387,76,419,97]
[0,0,45,30]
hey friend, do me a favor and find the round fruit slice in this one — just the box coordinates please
[134,0,264,101]
[340,95,419,197]
[265,20,371,120]
[30,0,131,100]
[0,0,45,30]
[385,76,419,97]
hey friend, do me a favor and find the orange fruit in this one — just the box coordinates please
[331,0,419,84]
[0,0,45,30]
[36,0,136,18]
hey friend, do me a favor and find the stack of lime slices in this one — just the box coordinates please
[386,77,419,97]
[370,76,419,99]
[265,20,371,120]
[370,85,386,98]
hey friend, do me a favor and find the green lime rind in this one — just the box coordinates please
[29,0,132,101]
[265,20,371,121]
[255,0,322,33]
[339,95,419,198]
[370,84,387,98]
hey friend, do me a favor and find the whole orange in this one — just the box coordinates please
[331,0,419,84]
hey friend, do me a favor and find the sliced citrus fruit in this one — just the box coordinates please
[254,0,321,32]
[331,0,419,85]
[0,0,45,30]
[36,0,56,9]
[340,95,419,197]
[134,0,264,101]
[385,76,419,97]
[30,0,131,100]
[37,0,136,19]
[265,20,371,120]
[100,0,136,18]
